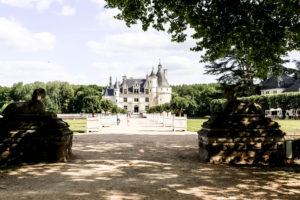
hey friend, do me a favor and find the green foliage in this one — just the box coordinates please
[100,99,114,114]
[68,85,102,113]
[205,56,262,97]
[104,0,300,77]
[210,92,300,114]
[0,82,104,114]
[170,96,189,116]
[0,86,12,109]
[82,96,101,114]
[210,99,227,114]
[172,84,222,116]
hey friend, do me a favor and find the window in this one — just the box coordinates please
[145,97,149,102]
[124,105,127,109]
[134,98,139,102]
[145,89,149,94]
[124,97,127,102]
[266,91,269,94]
[115,92,117,95]
[116,99,118,103]
[124,89,127,94]
[134,89,139,94]
[145,106,149,110]
[273,91,277,94]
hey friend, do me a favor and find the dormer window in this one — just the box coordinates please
[134,89,139,94]
[124,89,127,94]
[145,89,149,94]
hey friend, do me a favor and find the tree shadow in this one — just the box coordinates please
[0,134,299,199]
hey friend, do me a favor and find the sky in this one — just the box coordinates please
[0,0,299,87]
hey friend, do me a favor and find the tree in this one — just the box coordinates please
[82,96,101,117]
[68,86,101,113]
[162,103,172,116]
[111,104,122,114]
[104,0,300,76]
[100,99,114,115]
[205,55,259,97]
[170,96,189,117]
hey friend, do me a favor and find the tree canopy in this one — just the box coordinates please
[104,0,300,76]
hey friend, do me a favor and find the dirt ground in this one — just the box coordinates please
[0,118,300,200]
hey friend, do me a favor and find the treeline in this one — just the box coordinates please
[0,82,222,116]
[172,83,223,117]
[210,92,300,115]
[0,81,104,113]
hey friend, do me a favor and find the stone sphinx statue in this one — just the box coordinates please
[2,88,46,116]
[0,88,73,165]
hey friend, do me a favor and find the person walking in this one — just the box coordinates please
[127,113,130,126]
[117,113,121,125]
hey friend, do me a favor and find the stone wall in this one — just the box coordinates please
[0,114,73,165]
[198,103,286,165]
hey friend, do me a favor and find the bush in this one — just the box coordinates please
[210,99,226,114]
[210,92,300,114]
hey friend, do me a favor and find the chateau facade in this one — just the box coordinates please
[102,62,172,114]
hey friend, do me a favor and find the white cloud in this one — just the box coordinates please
[0,0,63,12]
[90,0,106,8]
[96,8,131,30]
[0,17,56,51]
[92,56,217,86]
[0,61,87,86]
[87,32,194,57]
[58,5,76,16]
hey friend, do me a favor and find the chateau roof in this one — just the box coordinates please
[284,80,300,92]
[103,88,114,96]
[261,74,295,90]
[156,68,169,87]
[149,67,156,77]
[122,78,146,88]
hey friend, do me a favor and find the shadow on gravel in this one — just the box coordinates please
[1,134,300,200]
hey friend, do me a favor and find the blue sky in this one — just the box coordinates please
[0,0,299,87]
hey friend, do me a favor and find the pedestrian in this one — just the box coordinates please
[117,112,120,125]
[127,113,130,126]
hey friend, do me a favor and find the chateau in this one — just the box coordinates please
[102,62,172,114]
[261,73,300,95]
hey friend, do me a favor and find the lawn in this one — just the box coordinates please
[65,120,86,133]
[187,119,208,132]
[187,119,300,132]
[64,119,300,133]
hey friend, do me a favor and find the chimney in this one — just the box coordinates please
[164,69,168,79]
[122,75,127,81]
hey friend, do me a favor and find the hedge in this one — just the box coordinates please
[210,92,300,114]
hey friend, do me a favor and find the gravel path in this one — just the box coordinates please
[0,118,299,200]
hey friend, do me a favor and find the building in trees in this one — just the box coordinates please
[102,62,171,114]
[261,74,300,95]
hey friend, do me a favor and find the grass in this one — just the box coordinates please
[187,119,208,132]
[64,118,300,133]
[65,120,86,133]
[187,119,300,132]
[274,120,300,132]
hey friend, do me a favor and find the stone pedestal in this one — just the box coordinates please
[0,114,73,165]
[198,102,285,165]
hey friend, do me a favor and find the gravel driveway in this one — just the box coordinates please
[0,118,299,200]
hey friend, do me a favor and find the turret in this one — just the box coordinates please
[114,79,120,97]
[156,61,171,105]
[109,75,113,88]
